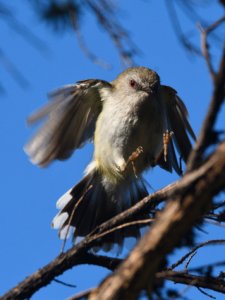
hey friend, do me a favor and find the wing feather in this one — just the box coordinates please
[25,79,111,167]
[159,85,196,174]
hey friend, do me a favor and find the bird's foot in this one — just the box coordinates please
[163,130,174,162]
[120,146,144,178]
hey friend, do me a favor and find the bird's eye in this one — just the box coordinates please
[129,79,137,88]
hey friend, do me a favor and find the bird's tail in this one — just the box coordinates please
[52,168,148,250]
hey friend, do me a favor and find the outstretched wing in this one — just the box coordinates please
[158,85,196,175]
[25,79,111,167]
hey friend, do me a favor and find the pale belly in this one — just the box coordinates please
[94,97,164,180]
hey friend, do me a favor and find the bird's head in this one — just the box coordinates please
[113,67,160,96]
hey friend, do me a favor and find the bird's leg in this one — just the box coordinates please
[163,130,174,162]
[120,146,144,177]
[153,130,174,165]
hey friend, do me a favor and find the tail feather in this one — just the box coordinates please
[52,168,149,249]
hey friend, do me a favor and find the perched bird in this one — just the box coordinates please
[25,67,195,249]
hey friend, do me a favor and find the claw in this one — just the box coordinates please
[121,146,144,177]
[163,130,174,162]
[129,146,143,161]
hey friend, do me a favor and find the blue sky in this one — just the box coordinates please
[1,1,225,299]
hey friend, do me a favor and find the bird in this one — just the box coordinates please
[25,66,195,250]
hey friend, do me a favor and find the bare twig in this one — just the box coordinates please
[204,219,225,228]
[53,278,76,288]
[184,251,197,271]
[85,0,138,67]
[187,38,225,170]
[188,260,225,274]
[197,287,216,299]
[92,218,154,242]
[68,267,225,300]
[212,200,225,210]
[165,0,200,54]
[0,48,29,88]
[0,2,47,52]
[69,259,225,300]
[90,181,177,237]
[198,15,225,83]
[169,240,225,271]
[0,2,47,90]
[69,10,111,69]
[157,270,225,295]
[0,251,121,300]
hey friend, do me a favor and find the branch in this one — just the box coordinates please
[165,1,200,55]
[3,150,225,300]
[68,288,94,300]
[157,270,225,295]
[90,182,177,236]
[0,48,29,88]
[1,180,177,300]
[69,9,111,70]
[0,252,120,300]
[88,29,225,298]
[199,16,225,83]
[3,135,225,300]
[88,140,225,300]
[85,0,138,66]
[187,19,225,171]
[169,239,225,271]
[0,183,175,300]
[67,266,225,299]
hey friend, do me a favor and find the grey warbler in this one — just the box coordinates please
[25,67,195,249]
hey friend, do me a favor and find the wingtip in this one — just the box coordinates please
[52,212,69,229]
[56,189,73,209]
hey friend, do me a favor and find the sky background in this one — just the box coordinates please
[1,1,225,299]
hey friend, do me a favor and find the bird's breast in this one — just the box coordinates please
[94,94,163,180]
